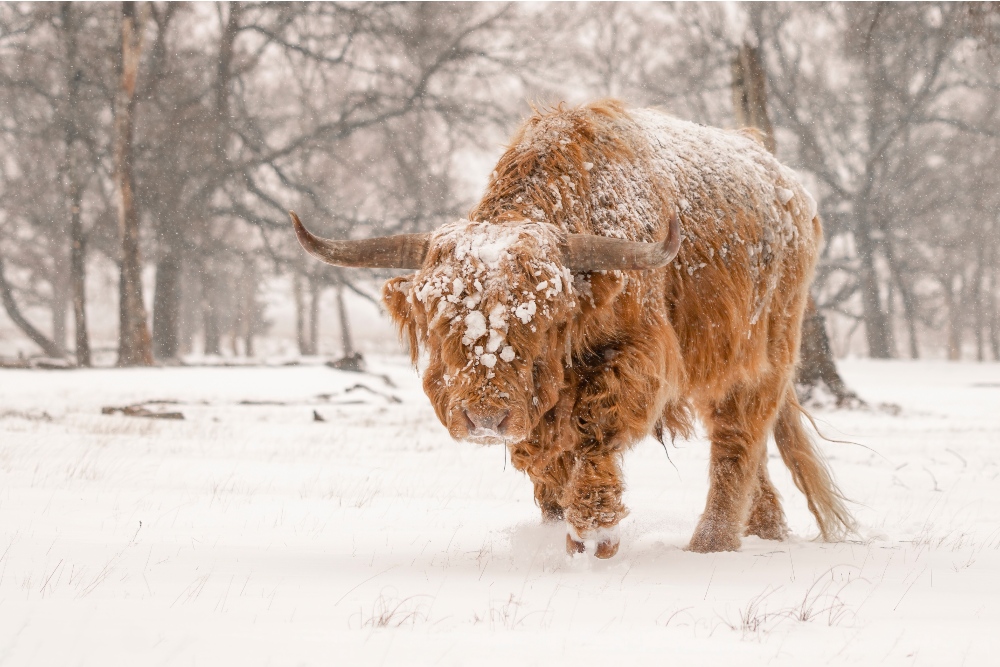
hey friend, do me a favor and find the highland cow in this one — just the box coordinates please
[291,99,854,558]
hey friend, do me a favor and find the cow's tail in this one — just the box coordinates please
[773,387,855,541]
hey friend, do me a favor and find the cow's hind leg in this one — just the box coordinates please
[689,380,784,553]
[744,449,789,541]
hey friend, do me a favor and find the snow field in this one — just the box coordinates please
[0,358,998,665]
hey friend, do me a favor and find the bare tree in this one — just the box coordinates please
[114,1,153,366]
[60,2,91,366]
[1,2,997,365]
[753,3,1000,359]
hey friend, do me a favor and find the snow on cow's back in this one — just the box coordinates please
[626,107,821,317]
[628,107,810,240]
[478,100,817,257]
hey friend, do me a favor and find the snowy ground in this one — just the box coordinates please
[1,358,998,666]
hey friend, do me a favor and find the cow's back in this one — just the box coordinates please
[624,108,821,400]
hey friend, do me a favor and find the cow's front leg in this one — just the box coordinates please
[509,437,573,522]
[561,449,628,558]
[554,339,671,558]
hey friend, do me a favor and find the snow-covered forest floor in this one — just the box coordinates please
[1,358,998,665]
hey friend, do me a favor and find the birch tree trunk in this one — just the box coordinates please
[115,1,153,367]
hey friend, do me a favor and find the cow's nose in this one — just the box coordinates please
[464,408,511,435]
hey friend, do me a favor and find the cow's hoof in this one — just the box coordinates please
[687,524,741,553]
[566,525,621,558]
[594,538,620,559]
[744,497,788,541]
[744,521,788,541]
[566,533,586,555]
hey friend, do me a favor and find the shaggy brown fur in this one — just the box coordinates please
[383,99,854,556]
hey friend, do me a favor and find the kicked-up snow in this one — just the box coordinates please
[0,358,999,665]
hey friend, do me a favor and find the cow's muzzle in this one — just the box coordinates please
[463,407,511,439]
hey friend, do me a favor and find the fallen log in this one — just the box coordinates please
[101,404,184,420]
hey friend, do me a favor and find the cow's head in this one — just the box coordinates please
[290,211,679,445]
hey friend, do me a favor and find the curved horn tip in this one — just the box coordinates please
[289,210,314,246]
[662,209,681,261]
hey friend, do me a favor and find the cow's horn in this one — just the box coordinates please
[290,211,430,269]
[564,210,682,271]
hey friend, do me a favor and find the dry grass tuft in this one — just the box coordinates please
[355,591,431,629]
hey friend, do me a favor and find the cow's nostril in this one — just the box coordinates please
[496,411,511,434]
[463,410,477,431]
[464,408,511,435]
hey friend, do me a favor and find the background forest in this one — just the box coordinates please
[1,2,998,366]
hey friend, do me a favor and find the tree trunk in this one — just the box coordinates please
[61,2,91,367]
[215,4,239,162]
[990,283,1000,362]
[236,260,257,357]
[152,248,182,360]
[853,220,893,359]
[114,1,153,367]
[0,258,65,359]
[731,42,776,153]
[178,262,197,356]
[201,260,221,356]
[856,17,895,361]
[972,243,985,362]
[731,36,861,405]
[898,276,920,360]
[203,302,221,356]
[293,272,311,355]
[309,278,321,356]
[69,197,90,366]
[51,277,68,354]
[798,299,862,407]
[336,283,355,358]
[990,250,1000,361]
[944,280,962,361]
[244,322,254,358]
[245,262,257,358]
